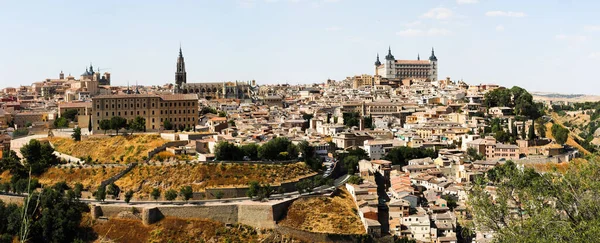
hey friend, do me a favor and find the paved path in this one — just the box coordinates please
[10,134,47,158]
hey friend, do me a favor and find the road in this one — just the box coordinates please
[10,134,47,158]
[10,134,82,164]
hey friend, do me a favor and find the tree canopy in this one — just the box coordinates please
[20,139,59,175]
[384,147,437,166]
[469,159,600,242]
[551,123,569,144]
[484,86,544,119]
[110,116,127,135]
[257,137,298,161]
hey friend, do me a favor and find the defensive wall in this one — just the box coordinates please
[90,198,297,229]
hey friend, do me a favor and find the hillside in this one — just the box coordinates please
[115,162,316,198]
[49,135,167,164]
[83,214,303,243]
[278,188,365,234]
[37,166,124,189]
[545,121,591,155]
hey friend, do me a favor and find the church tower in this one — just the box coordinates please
[384,46,396,79]
[374,53,381,76]
[175,46,187,92]
[429,47,438,81]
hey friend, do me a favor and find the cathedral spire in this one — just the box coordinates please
[418,53,420,60]
[175,45,187,93]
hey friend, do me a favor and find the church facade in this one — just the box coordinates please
[375,47,438,82]
[173,47,254,99]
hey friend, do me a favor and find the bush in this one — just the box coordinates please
[125,190,134,203]
[214,191,224,199]
[165,189,177,201]
[348,175,363,185]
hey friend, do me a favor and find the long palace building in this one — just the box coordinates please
[375,47,438,82]
[92,94,198,131]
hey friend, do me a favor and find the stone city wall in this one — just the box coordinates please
[91,200,293,229]
[0,194,24,205]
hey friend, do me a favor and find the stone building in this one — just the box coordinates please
[92,94,198,132]
[375,47,438,82]
[173,47,254,99]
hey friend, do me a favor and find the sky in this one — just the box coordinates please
[0,0,599,94]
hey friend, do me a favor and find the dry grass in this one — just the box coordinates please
[37,166,124,189]
[0,171,10,184]
[116,162,316,198]
[523,158,587,174]
[49,135,167,164]
[278,188,365,234]
[84,214,301,243]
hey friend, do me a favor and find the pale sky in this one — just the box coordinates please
[0,0,599,94]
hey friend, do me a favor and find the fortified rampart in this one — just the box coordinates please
[90,199,297,229]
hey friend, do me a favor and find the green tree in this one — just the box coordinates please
[164,189,177,201]
[528,121,536,140]
[246,181,260,199]
[124,190,134,204]
[99,119,111,134]
[214,141,243,161]
[348,175,363,185]
[88,116,92,133]
[240,143,259,161]
[469,159,600,242]
[343,155,360,174]
[106,183,120,198]
[20,139,59,175]
[484,88,512,108]
[384,147,437,166]
[151,188,161,201]
[110,116,127,135]
[257,137,297,161]
[179,186,193,201]
[163,119,173,130]
[466,147,484,161]
[214,191,224,199]
[73,183,83,199]
[53,117,68,129]
[218,111,227,117]
[130,116,146,133]
[536,118,547,138]
[521,122,527,139]
[95,185,106,202]
[552,123,569,144]
[62,109,79,121]
[72,127,81,141]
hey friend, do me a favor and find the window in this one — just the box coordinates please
[118,112,121,116]
[97,112,99,116]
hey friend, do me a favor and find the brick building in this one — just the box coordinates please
[92,94,198,132]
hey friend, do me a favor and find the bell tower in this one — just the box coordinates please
[175,46,187,92]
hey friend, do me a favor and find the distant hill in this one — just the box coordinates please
[532,92,600,103]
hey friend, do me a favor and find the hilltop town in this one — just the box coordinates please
[0,47,590,243]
